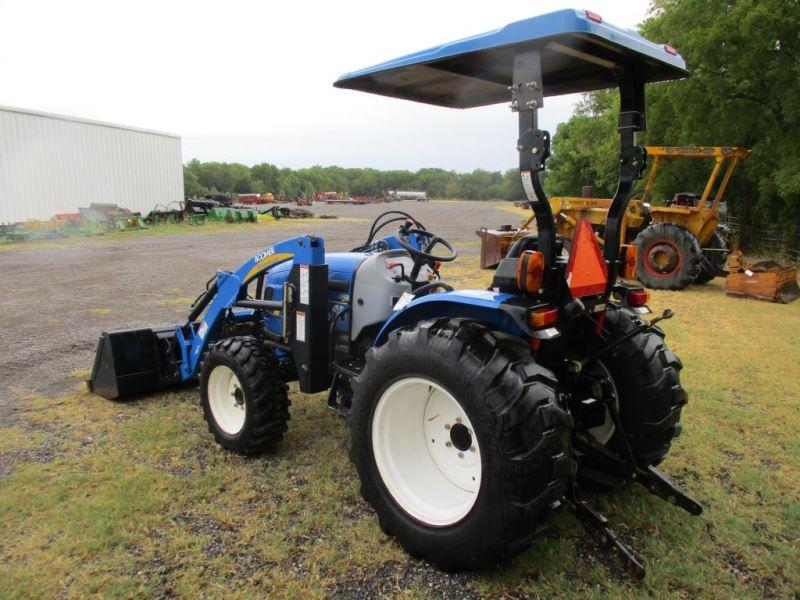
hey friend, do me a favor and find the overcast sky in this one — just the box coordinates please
[0,0,653,172]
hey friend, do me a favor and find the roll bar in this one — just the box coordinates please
[513,50,647,285]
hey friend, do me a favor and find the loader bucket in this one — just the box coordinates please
[476,227,519,269]
[88,326,181,400]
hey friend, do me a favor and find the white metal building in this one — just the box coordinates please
[0,105,183,223]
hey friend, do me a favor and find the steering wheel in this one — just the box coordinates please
[394,226,457,281]
[395,227,457,263]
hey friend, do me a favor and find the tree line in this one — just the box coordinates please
[183,159,524,201]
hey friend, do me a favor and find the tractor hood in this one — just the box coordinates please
[334,9,687,108]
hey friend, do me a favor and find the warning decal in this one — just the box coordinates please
[299,265,310,305]
[521,170,537,203]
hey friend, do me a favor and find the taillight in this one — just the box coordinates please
[586,10,603,23]
[516,250,545,294]
[664,44,678,55]
[627,289,650,307]
[621,244,638,279]
[529,306,558,329]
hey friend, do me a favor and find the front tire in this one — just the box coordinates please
[349,319,574,570]
[200,336,290,455]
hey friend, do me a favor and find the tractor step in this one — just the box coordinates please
[326,362,364,416]
[326,372,349,416]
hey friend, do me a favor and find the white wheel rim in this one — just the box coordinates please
[207,365,246,435]
[371,377,482,527]
[587,360,618,445]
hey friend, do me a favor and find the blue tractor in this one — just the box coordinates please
[90,9,700,578]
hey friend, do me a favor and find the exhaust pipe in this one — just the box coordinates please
[88,326,182,400]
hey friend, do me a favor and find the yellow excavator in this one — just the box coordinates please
[477,146,751,290]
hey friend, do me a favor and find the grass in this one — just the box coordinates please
[1,252,798,598]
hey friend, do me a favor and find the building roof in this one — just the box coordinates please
[0,104,180,139]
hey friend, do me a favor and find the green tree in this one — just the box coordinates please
[500,169,525,201]
[416,168,453,198]
[183,167,206,197]
[641,0,800,246]
[228,164,253,193]
[181,162,520,201]
[251,163,280,192]
[544,0,800,249]
[546,92,618,198]
[352,169,382,196]
[454,169,501,200]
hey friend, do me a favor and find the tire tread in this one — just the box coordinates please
[200,336,290,455]
[349,319,574,570]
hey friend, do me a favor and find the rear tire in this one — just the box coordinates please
[576,306,687,486]
[200,336,290,455]
[349,319,574,570]
[634,223,702,290]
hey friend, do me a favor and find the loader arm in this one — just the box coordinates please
[89,235,326,400]
[177,235,325,380]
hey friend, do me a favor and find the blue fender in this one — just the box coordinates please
[373,289,528,347]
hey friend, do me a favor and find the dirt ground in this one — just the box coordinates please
[0,201,494,408]
[1,200,798,599]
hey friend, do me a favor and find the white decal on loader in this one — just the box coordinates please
[299,265,310,305]
[296,311,306,342]
[253,246,276,263]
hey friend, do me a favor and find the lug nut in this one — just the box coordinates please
[458,452,464,459]
[445,423,451,430]
[445,441,452,448]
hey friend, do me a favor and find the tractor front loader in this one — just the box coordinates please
[480,145,751,290]
[90,9,701,579]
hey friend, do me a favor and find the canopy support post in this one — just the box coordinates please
[603,74,647,288]
[513,48,557,268]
